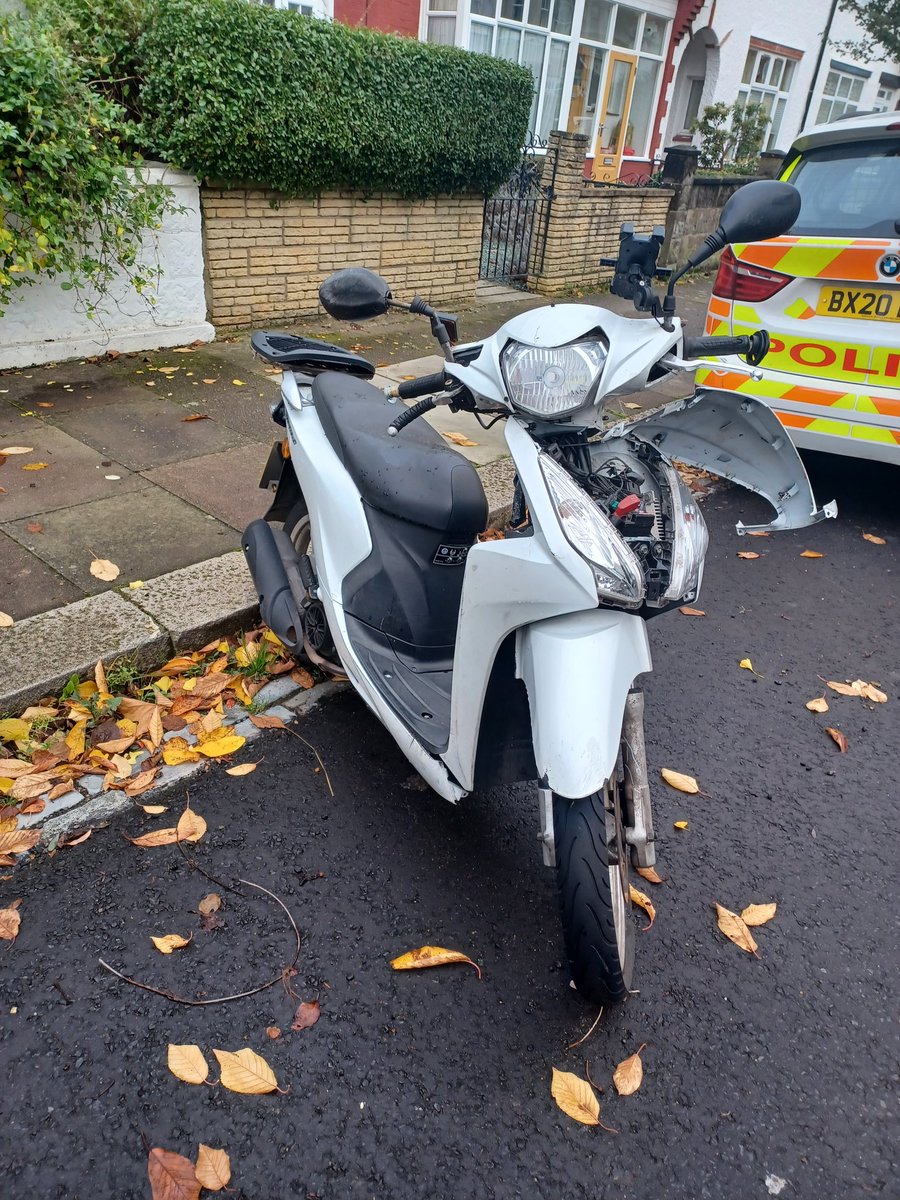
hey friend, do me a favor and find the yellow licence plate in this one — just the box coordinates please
[817,285,900,321]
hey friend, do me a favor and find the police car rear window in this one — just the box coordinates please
[787,138,900,238]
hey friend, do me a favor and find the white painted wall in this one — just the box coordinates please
[0,164,214,371]
[663,0,900,154]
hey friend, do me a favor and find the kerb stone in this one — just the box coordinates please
[128,551,259,650]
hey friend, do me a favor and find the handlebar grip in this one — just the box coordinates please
[683,330,770,364]
[395,371,448,400]
[388,397,437,437]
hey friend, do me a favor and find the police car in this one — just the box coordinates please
[699,111,900,464]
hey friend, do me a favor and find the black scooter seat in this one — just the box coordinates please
[313,372,487,535]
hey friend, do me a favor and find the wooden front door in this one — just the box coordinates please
[591,52,637,183]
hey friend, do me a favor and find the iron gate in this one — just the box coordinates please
[480,144,558,288]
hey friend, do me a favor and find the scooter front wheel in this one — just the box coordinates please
[553,775,634,1005]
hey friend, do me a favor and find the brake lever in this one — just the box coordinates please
[660,354,763,383]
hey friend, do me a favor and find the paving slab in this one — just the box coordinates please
[2,486,240,594]
[49,394,246,471]
[0,590,168,713]
[127,550,259,649]
[0,419,143,520]
[142,442,274,531]
[171,377,282,441]
[0,530,83,620]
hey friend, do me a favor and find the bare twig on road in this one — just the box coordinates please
[567,1006,603,1049]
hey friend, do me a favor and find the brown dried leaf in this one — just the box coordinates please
[125,767,159,797]
[198,892,222,916]
[799,550,823,558]
[0,611,13,628]
[0,899,22,941]
[736,551,760,559]
[826,679,865,697]
[826,727,849,753]
[213,1047,279,1094]
[291,999,320,1031]
[715,903,758,954]
[862,533,886,545]
[861,683,888,703]
[130,826,179,848]
[26,522,44,534]
[147,1146,201,1200]
[176,808,207,843]
[96,735,135,754]
[0,829,40,856]
[182,414,210,422]
[249,714,286,730]
[148,707,164,749]
[188,672,231,700]
[391,945,482,979]
[225,761,257,776]
[613,1044,646,1095]
[635,866,664,885]
[167,1043,209,1084]
[291,666,315,689]
[740,902,777,927]
[89,557,120,582]
[195,1145,231,1192]
[660,768,699,794]
[679,606,706,616]
[63,829,92,847]
[629,884,656,929]
[151,933,192,954]
[266,1026,281,1039]
[805,696,829,713]
[550,1067,600,1126]
[442,431,479,447]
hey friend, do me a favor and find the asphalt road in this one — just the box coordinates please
[1,451,897,1200]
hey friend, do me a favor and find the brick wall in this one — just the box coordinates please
[201,189,483,328]
[528,132,674,296]
[334,0,420,36]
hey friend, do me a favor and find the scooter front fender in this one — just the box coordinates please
[516,609,652,800]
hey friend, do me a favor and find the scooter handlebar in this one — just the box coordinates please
[388,396,437,436]
[682,330,770,365]
[393,371,449,400]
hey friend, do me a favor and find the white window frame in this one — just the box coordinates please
[256,0,333,19]
[817,65,867,125]
[737,44,799,151]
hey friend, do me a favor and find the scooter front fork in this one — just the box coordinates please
[621,689,656,868]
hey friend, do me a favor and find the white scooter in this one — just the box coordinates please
[243,180,835,1005]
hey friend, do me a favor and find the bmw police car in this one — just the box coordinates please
[700,111,900,464]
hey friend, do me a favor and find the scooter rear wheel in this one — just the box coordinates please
[553,771,634,1005]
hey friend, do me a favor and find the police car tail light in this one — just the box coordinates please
[713,247,792,303]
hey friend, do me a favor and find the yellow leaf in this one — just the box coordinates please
[198,893,222,915]
[195,1145,231,1192]
[673,820,689,830]
[89,557,120,582]
[861,683,887,703]
[799,550,823,558]
[827,679,865,697]
[63,718,87,758]
[629,884,656,929]
[22,461,49,470]
[739,658,754,671]
[805,696,829,713]
[0,900,22,942]
[0,718,31,742]
[147,1147,201,1200]
[117,717,138,736]
[142,804,168,814]
[151,933,192,954]
[167,1043,209,1084]
[635,866,664,885]
[129,827,179,848]
[862,533,886,545]
[162,738,201,766]
[181,676,198,692]
[550,1067,600,1126]
[128,580,145,590]
[740,902,777,927]
[78,680,98,699]
[715,903,758,954]
[263,629,284,648]
[442,431,479,447]
[196,734,245,759]
[232,379,245,386]
[225,762,257,776]
[0,445,33,454]
[0,779,13,796]
[613,1044,646,1095]
[176,808,206,843]
[736,551,760,559]
[148,707,164,748]
[213,1047,279,1094]
[660,768,699,794]
[0,611,14,628]
[623,401,642,410]
[390,945,482,978]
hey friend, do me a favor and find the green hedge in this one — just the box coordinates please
[138,0,534,197]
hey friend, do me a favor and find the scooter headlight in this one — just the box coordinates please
[540,454,645,606]
[501,338,607,418]
[659,462,709,603]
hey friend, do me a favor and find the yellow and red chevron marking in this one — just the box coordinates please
[732,237,893,283]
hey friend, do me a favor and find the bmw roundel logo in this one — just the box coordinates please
[878,253,900,279]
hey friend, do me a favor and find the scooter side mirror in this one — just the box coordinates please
[717,179,801,246]
[319,268,392,321]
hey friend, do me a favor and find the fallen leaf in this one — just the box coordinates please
[805,696,829,713]
[390,945,482,979]
[90,558,120,582]
[679,606,705,616]
[635,866,664,885]
[800,550,823,558]
[0,717,31,742]
[96,735,135,754]
[130,827,180,848]
[195,1145,231,1192]
[745,530,770,537]
[202,378,217,385]
[740,902,777,927]
[125,767,159,797]
[147,1146,201,1200]
[861,683,887,703]
[0,611,13,628]
[290,667,314,689]
[0,829,40,856]
[176,808,207,843]
[715,903,758,954]
[827,679,865,697]
[26,522,44,534]
[182,414,210,422]
[213,1047,279,1094]
[195,734,245,759]
[148,707,164,749]
[249,714,286,730]
[628,884,656,929]
[198,893,222,916]
[231,379,245,387]
[0,899,22,941]
[442,431,479,447]
[128,580,145,589]
[22,462,49,470]
[291,999,320,1031]
[142,804,168,814]
[0,446,34,454]
[660,768,699,794]
[167,1043,209,1084]
[862,533,886,545]
[162,737,201,766]
[266,1026,281,1039]
[550,1067,600,1126]
[738,657,761,675]
[225,761,257,776]
[152,933,192,954]
[63,829,92,847]
[613,1044,646,1095]
[673,820,689,830]
[623,401,642,410]
[825,727,848,753]
[736,551,760,559]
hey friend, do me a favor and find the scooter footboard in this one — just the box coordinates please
[516,610,652,800]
